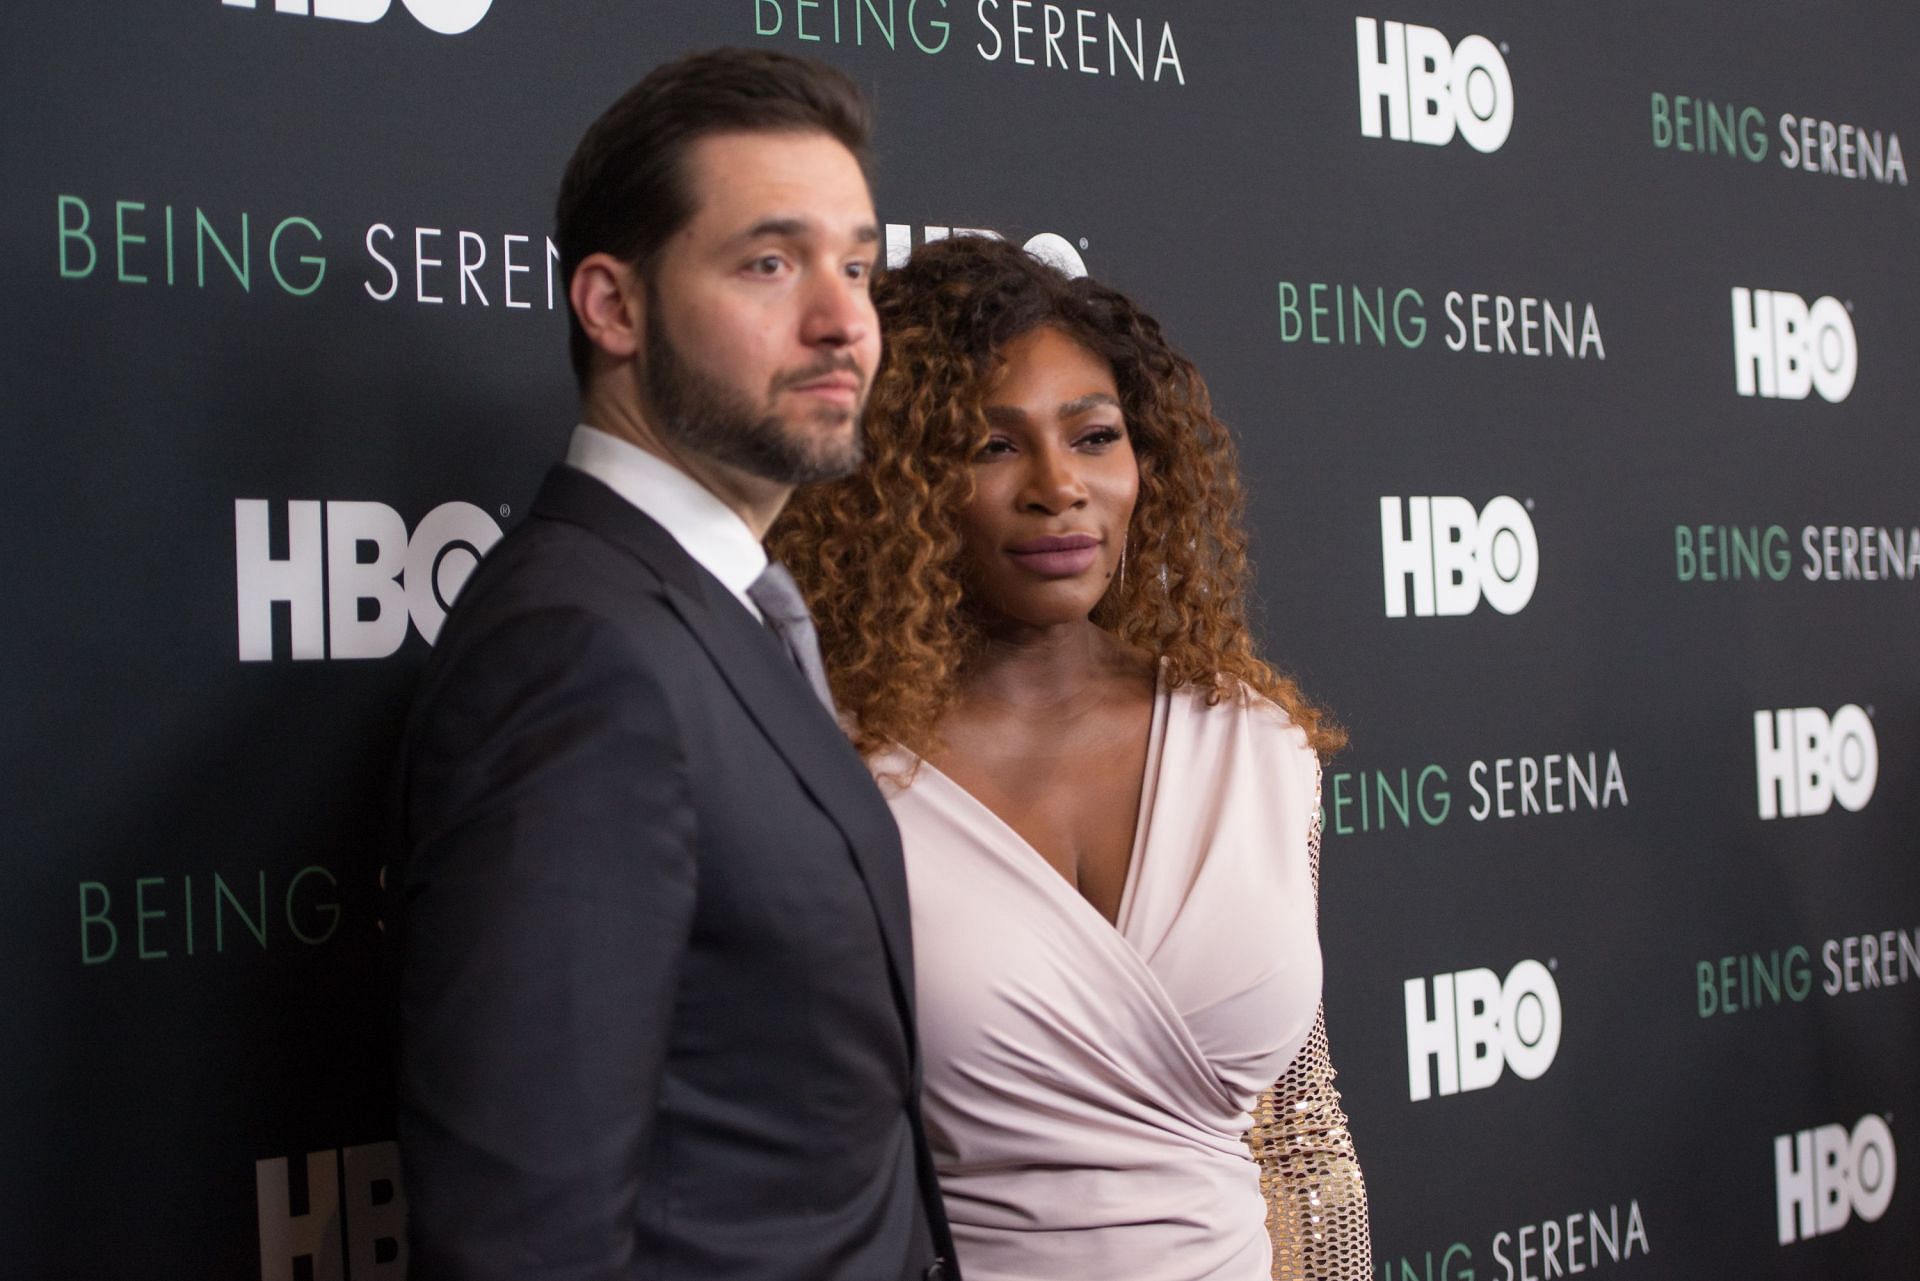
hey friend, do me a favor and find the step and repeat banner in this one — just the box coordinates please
[4,1,1914,1277]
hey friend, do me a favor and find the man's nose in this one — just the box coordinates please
[801,270,873,349]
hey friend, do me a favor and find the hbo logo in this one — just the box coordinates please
[258,1141,407,1281]
[1355,17,1514,152]
[883,224,1087,278]
[1732,287,1858,402]
[1775,1115,1896,1245]
[1404,959,1562,1101]
[235,499,501,661]
[221,0,492,36]
[1381,495,1539,617]
[1754,705,1878,820]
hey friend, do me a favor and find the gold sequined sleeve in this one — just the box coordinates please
[1244,772,1372,1280]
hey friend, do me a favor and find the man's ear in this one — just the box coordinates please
[569,252,643,361]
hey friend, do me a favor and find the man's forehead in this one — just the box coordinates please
[681,130,874,238]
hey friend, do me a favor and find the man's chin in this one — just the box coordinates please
[792,438,863,484]
[785,409,864,477]
[723,413,860,486]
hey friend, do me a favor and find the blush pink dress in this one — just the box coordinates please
[872,681,1324,1281]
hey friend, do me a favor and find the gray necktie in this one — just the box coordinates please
[747,561,836,714]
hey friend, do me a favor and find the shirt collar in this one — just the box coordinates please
[564,424,768,615]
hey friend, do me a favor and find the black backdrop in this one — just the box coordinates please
[4,2,1915,1277]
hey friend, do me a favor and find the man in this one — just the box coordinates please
[394,49,953,1281]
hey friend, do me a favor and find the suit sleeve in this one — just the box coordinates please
[397,605,696,1281]
[1245,765,1373,1280]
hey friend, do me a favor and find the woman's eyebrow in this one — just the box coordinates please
[1058,393,1121,416]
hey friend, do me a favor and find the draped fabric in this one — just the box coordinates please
[874,681,1323,1281]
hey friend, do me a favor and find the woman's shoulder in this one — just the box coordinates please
[1167,675,1318,766]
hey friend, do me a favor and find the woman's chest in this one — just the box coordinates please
[928,715,1151,924]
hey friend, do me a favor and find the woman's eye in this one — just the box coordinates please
[976,437,1015,459]
[1078,426,1124,447]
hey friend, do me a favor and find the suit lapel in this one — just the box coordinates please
[529,466,918,1025]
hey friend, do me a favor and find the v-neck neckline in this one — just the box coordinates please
[906,667,1171,938]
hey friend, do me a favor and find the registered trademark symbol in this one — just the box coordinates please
[1524,498,1535,510]
[1548,958,1558,970]
[1845,300,1855,312]
[1499,42,1509,54]
[1079,238,1089,250]
[1867,705,1875,717]
[499,504,511,518]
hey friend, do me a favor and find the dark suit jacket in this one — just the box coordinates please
[395,465,954,1281]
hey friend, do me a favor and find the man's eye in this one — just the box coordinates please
[747,255,787,276]
[845,259,873,281]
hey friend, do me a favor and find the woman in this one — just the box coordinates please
[770,235,1369,1281]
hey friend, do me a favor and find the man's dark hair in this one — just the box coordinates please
[556,47,874,385]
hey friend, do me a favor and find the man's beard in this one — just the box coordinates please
[641,293,864,486]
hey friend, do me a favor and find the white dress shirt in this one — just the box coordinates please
[565,423,767,619]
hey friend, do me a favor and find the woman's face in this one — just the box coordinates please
[956,326,1139,628]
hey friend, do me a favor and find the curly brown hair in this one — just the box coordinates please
[769,235,1344,759]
